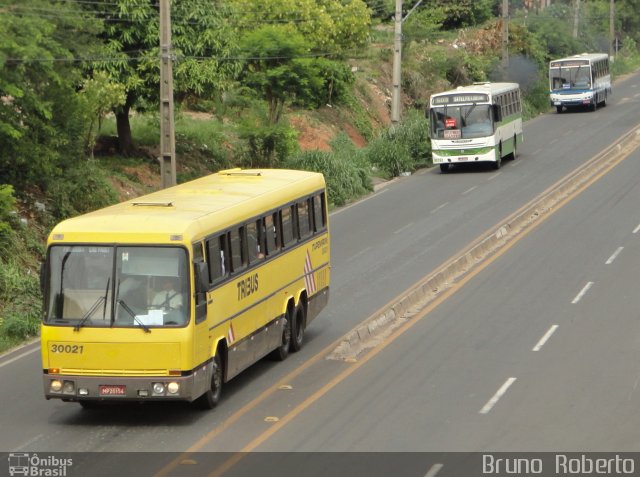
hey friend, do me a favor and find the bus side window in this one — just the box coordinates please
[312,194,325,232]
[246,220,265,263]
[297,199,312,239]
[281,205,296,248]
[230,227,247,273]
[206,235,228,284]
[264,214,279,255]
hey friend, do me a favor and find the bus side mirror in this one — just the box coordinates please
[39,262,46,294]
[492,104,502,122]
[194,261,209,294]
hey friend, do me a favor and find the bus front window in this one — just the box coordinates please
[430,104,493,139]
[45,245,189,327]
[550,67,592,90]
[114,247,188,327]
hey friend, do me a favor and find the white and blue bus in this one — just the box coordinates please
[549,53,611,113]
[428,82,523,173]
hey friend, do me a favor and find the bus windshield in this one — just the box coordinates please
[45,245,189,328]
[550,66,592,90]
[430,104,493,139]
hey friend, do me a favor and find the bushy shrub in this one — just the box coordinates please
[237,122,300,168]
[47,160,118,220]
[366,110,431,176]
[0,259,41,344]
[1,310,40,341]
[286,141,372,207]
[0,185,17,261]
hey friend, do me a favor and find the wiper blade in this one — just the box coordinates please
[73,278,111,332]
[116,299,151,333]
[463,102,477,122]
[74,296,105,331]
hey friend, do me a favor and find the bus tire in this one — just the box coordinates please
[511,136,517,160]
[269,309,292,361]
[556,106,563,114]
[493,145,502,170]
[290,304,306,352]
[439,164,450,173]
[196,353,222,409]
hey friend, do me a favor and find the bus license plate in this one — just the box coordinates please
[100,385,126,396]
[554,101,561,106]
[458,157,469,161]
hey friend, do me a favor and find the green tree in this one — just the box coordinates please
[92,0,242,155]
[230,0,371,53]
[0,0,102,189]
[239,26,325,124]
[78,71,126,158]
[417,0,495,29]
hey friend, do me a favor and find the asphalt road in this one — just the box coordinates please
[1,71,640,465]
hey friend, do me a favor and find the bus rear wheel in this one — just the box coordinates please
[290,304,306,352]
[269,310,291,361]
[196,354,222,409]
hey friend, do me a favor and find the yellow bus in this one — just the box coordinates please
[40,168,330,409]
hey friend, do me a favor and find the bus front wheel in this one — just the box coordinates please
[439,164,450,173]
[556,106,563,114]
[197,354,222,409]
[493,145,502,170]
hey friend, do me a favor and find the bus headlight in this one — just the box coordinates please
[167,382,180,395]
[152,382,165,395]
[62,381,75,394]
[50,380,63,392]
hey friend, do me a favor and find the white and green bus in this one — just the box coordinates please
[428,82,523,173]
[549,53,611,113]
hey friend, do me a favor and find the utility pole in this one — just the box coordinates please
[572,0,580,38]
[501,0,509,69]
[609,0,615,59]
[391,0,402,123]
[159,0,176,188]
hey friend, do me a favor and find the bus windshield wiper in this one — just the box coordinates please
[74,296,105,331]
[463,102,477,123]
[116,299,151,333]
[73,278,111,331]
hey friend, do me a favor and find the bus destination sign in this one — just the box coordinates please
[432,93,489,105]
[550,59,590,68]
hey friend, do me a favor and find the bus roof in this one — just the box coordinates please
[549,53,609,66]
[430,82,520,104]
[48,169,326,245]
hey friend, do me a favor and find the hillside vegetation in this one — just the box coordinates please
[1,0,640,352]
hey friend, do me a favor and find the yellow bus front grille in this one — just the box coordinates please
[60,368,170,377]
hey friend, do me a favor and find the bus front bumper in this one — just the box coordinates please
[43,373,200,402]
[432,148,496,165]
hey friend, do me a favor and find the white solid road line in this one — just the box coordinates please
[532,325,559,352]
[394,222,414,235]
[605,246,624,264]
[479,377,517,414]
[0,346,39,370]
[430,202,449,214]
[424,463,444,477]
[571,281,594,304]
[633,223,640,234]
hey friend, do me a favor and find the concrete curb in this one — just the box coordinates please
[328,126,640,361]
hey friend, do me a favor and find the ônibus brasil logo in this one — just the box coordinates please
[8,453,73,477]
